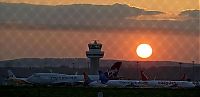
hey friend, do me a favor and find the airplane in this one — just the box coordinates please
[98,71,143,88]
[83,72,107,87]
[8,70,96,85]
[7,62,122,86]
[139,71,195,88]
[178,73,200,88]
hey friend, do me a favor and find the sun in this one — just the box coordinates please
[136,44,152,58]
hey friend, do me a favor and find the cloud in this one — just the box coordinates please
[179,10,200,19]
[0,3,199,34]
[0,3,163,28]
[124,10,199,34]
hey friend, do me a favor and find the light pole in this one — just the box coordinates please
[192,61,195,81]
[72,59,75,87]
[136,61,139,80]
[72,62,75,73]
[179,62,182,78]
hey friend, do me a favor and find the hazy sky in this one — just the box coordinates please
[0,28,199,63]
[0,1,199,63]
[0,0,199,13]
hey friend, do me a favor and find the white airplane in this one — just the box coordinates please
[139,71,195,88]
[98,71,144,88]
[82,62,125,87]
[8,70,98,85]
[7,62,122,86]
[83,72,107,87]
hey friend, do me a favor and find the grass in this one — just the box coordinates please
[0,86,199,97]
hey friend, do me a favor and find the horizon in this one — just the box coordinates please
[0,57,199,63]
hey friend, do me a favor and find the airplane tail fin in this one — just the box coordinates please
[8,70,16,79]
[83,72,92,85]
[180,73,187,80]
[110,62,122,70]
[98,70,109,84]
[140,70,149,81]
[107,62,122,79]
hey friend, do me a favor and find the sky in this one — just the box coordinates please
[0,0,199,13]
[0,1,199,63]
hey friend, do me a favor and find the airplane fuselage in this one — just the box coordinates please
[23,73,98,85]
[143,80,195,88]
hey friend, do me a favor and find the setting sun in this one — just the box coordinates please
[136,44,152,58]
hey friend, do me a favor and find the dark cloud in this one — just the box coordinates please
[179,10,200,19]
[0,3,199,35]
[0,3,163,28]
[124,10,199,34]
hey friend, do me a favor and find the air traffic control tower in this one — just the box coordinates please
[86,40,104,74]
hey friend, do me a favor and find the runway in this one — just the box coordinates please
[0,86,199,97]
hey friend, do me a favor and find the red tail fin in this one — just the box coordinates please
[140,70,149,81]
[181,73,186,80]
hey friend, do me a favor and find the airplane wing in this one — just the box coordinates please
[125,83,139,88]
[165,83,178,88]
[52,81,84,86]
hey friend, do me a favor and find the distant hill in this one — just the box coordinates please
[0,58,198,68]
[0,58,199,80]
[0,58,119,68]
